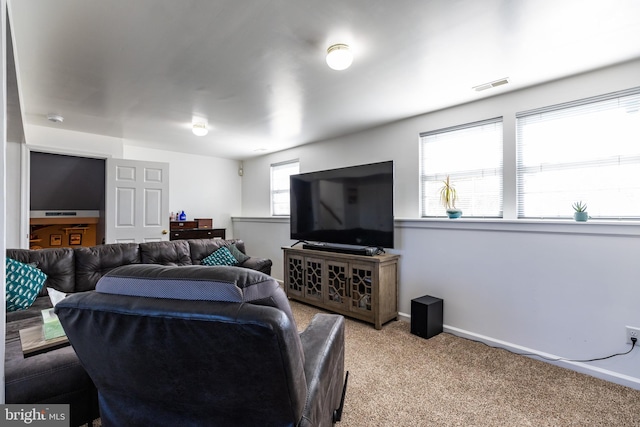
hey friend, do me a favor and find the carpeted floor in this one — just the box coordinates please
[290,300,640,427]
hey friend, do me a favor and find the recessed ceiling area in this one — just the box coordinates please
[7,0,640,160]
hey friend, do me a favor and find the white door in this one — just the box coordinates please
[106,158,169,243]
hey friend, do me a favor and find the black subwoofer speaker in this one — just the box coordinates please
[411,295,443,339]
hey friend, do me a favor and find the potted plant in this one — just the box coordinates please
[440,175,462,219]
[572,201,588,222]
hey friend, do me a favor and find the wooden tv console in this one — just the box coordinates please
[283,246,399,329]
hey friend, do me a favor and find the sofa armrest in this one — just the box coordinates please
[240,257,273,275]
[298,314,345,427]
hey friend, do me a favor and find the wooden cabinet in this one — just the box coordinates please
[169,220,225,240]
[170,221,198,230]
[283,247,399,329]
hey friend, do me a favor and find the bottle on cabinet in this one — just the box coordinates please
[179,211,187,221]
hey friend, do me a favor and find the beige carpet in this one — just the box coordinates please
[290,300,640,427]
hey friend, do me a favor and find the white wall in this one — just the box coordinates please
[5,141,22,248]
[25,124,125,159]
[236,59,640,389]
[1,0,7,402]
[124,145,242,236]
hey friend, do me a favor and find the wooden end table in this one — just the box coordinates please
[19,324,70,357]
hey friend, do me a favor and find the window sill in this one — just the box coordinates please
[395,218,640,237]
[231,216,640,237]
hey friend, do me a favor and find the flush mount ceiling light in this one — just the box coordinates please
[47,113,64,123]
[192,121,208,136]
[326,44,353,71]
[472,77,510,92]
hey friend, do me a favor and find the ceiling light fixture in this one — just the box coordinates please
[47,113,64,123]
[326,44,353,71]
[192,121,208,136]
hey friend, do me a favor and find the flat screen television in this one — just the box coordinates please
[290,161,394,248]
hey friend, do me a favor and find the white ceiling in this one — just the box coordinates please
[8,0,640,160]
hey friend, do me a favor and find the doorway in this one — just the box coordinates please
[29,152,106,249]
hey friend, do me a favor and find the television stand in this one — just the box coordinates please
[283,246,399,329]
[301,242,381,256]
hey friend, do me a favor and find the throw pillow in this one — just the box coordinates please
[201,247,238,266]
[227,244,250,264]
[6,257,48,312]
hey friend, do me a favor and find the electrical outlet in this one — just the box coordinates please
[626,326,640,344]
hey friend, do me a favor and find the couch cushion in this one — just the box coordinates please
[74,243,141,292]
[96,264,297,327]
[201,247,238,266]
[5,258,47,312]
[139,240,192,266]
[227,244,250,264]
[6,248,75,296]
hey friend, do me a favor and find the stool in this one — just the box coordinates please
[411,295,443,339]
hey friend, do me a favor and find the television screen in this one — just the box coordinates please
[290,161,394,248]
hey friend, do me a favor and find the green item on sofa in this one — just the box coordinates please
[5,257,47,312]
[201,247,238,266]
[227,244,250,264]
[41,308,66,340]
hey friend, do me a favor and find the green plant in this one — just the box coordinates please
[572,201,587,212]
[439,175,458,210]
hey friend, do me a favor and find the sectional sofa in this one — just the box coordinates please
[5,238,272,426]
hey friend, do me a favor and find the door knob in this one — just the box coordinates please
[162,230,168,234]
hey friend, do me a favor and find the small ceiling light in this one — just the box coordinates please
[326,44,353,71]
[192,122,208,136]
[47,113,64,123]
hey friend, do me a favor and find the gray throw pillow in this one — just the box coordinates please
[227,244,250,264]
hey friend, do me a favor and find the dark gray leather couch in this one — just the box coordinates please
[5,239,271,426]
[56,264,346,427]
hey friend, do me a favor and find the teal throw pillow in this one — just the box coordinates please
[6,257,48,312]
[227,244,250,264]
[201,247,238,266]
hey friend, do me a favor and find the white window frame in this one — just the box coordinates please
[420,117,504,218]
[270,160,299,216]
[516,87,640,220]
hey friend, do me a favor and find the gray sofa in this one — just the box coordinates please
[5,238,271,426]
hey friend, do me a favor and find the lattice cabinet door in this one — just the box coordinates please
[304,257,325,302]
[286,254,305,298]
[350,263,374,315]
[325,260,350,310]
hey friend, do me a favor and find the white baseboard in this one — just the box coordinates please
[444,325,640,391]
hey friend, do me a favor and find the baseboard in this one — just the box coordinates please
[398,311,410,322]
[444,325,640,391]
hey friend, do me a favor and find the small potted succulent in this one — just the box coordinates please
[440,175,462,219]
[572,201,588,222]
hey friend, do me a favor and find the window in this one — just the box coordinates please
[271,160,299,216]
[420,118,503,217]
[517,88,640,219]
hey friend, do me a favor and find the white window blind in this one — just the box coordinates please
[271,160,299,216]
[516,87,640,219]
[420,118,503,217]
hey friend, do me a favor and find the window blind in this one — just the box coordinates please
[420,117,503,217]
[516,87,640,219]
[271,160,299,216]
